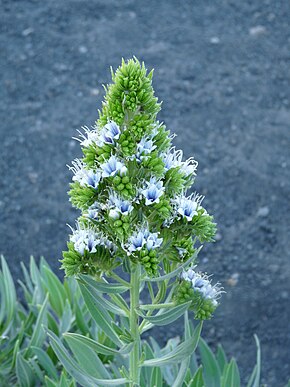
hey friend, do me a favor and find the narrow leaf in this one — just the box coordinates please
[246,335,261,387]
[189,366,204,387]
[78,274,129,293]
[221,359,240,387]
[47,329,128,386]
[78,282,123,346]
[198,337,221,387]
[216,344,228,373]
[31,346,58,379]
[142,321,202,367]
[16,353,35,387]
[137,302,191,326]
[64,332,133,356]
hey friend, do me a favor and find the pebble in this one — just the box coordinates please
[22,27,34,37]
[28,172,38,184]
[249,25,266,36]
[90,88,100,96]
[215,232,222,241]
[257,206,269,217]
[227,273,239,287]
[210,36,220,44]
[78,45,88,54]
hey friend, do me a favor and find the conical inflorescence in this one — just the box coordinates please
[61,58,219,318]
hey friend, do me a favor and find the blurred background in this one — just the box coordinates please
[1,0,290,384]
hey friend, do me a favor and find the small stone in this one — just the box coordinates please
[78,45,88,54]
[257,206,269,217]
[90,88,100,96]
[249,25,266,36]
[227,273,239,287]
[281,161,287,168]
[210,36,220,44]
[281,291,288,300]
[215,232,222,241]
[28,172,38,183]
[22,27,34,37]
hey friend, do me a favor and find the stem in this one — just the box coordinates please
[139,302,175,310]
[129,264,141,386]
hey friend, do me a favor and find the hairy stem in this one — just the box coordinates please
[129,264,141,386]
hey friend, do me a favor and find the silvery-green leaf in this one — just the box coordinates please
[246,335,261,387]
[189,366,204,387]
[221,359,240,387]
[142,322,202,367]
[27,294,48,350]
[42,266,67,317]
[78,282,123,347]
[59,299,73,335]
[150,367,163,387]
[198,337,221,387]
[78,274,129,293]
[47,329,128,386]
[137,302,191,326]
[216,344,227,373]
[31,346,58,380]
[0,255,16,335]
[64,332,133,356]
[16,353,35,387]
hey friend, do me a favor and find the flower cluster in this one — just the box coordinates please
[61,58,217,289]
[174,268,222,320]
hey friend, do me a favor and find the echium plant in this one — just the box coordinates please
[59,58,221,386]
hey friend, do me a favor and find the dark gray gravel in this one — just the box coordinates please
[1,0,290,385]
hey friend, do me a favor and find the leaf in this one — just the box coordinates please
[42,266,67,317]
[28,294,48,349]
[16,353,35,387]
[59,300,73,335]
[47,329,128,386]
[142,321,202,367]
[65,332,111,379]
[78,282,123,346]
[78,274,129,293]
[246,335,261,387]
[189,366,204,387]
[64,332,133,356]
[145,248,201,282]
[198,337,221,387]
[137,302,191,326]
[172,357,190,387]
[0,255,16,334]
[221,359,240,387]
[31,346,58,379]
[216,344,228,373]
[150,367,163,387]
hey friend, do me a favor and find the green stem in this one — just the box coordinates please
[129,264,141,386]
[139,302,175,310]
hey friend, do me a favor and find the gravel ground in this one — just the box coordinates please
[1,0,290,385]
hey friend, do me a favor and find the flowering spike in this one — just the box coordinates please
[62,58,218,301]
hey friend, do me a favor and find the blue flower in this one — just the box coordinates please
[174,193,203,221]
[69,159,101,189]
[126,228,163,254]
[101,155,127,177]
[141,178,165,205]
[161,148,198,176]
[101,121,121,144]
[108,193,133,218]
[181,268,222,306]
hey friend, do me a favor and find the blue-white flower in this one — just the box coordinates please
[70,226,99,255]
[108,193,133,218]
[174,193,203,221]
[126,228,163,254]
[69,159,101,189]
[87,203,100,220]
[161,148,198,176]
[101,155,127,177]
[181,269,222,306]
[74,126,102,148]
[100,121,121,144]
[141,178,165,205]
[135,137,157,162]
